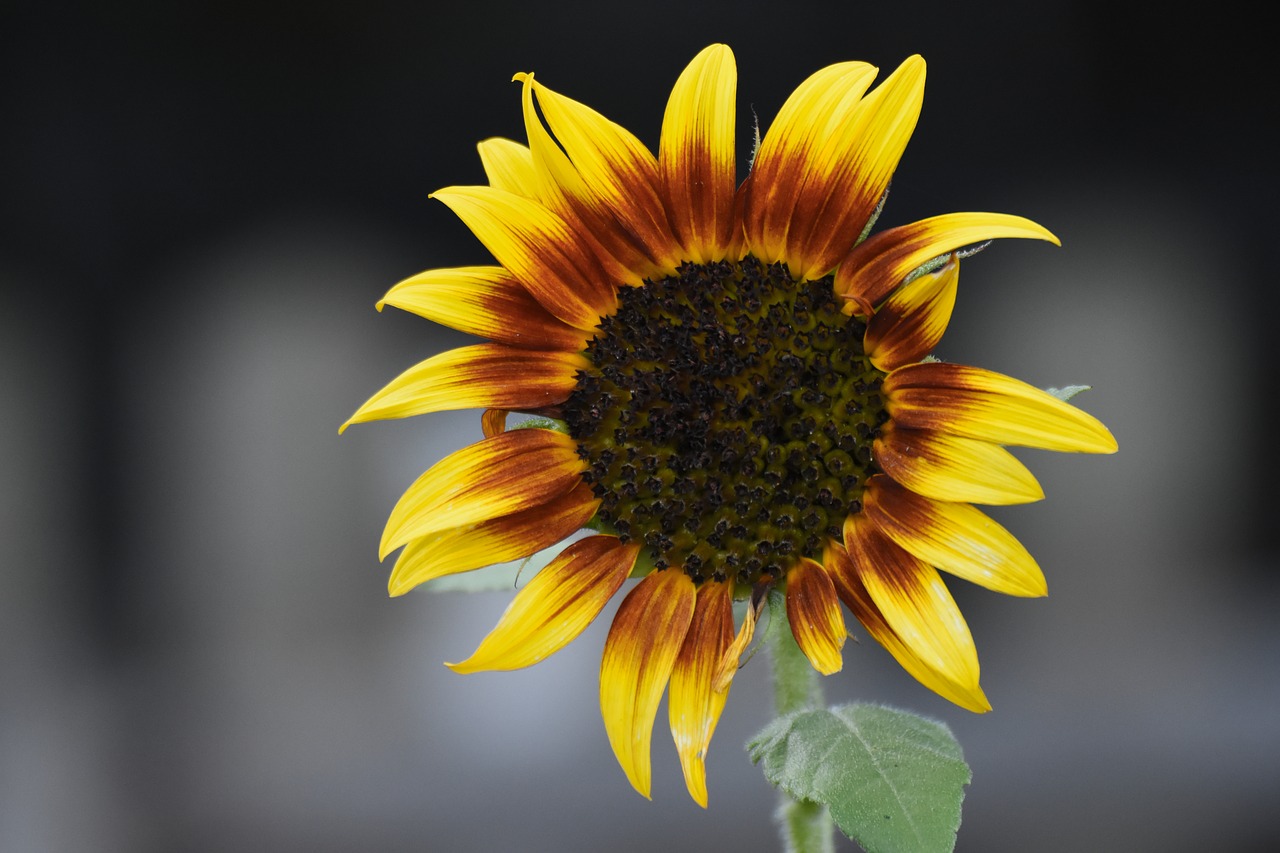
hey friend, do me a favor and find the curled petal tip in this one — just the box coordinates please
[1009,218,1058,247]
[961,684,993,714]
[949,687,993,714]
[1027,224,1062,247]
[444,653,492,674]
[897,54,925,76]
[688,776,709,809]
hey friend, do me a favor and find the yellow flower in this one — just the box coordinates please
[343,45,1117,806]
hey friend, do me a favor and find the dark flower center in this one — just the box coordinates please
[563,256,889,586]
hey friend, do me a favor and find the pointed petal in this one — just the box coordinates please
[825,540,990,712]
[788,55,926,280]
[480,408,509,438]
[884,362,1118,453]
[522,73,680,271]
[861,475,1047,597]
[377,265,593,346]
[711,587,764,693]
[785,558,846,674]
[840,518,982,692]
[341,344,586,432]
[445,535,638,672]
[380,428,583,559]
[515,73,657,286]
[836,212,1059,314]
[660,44,737,264]
[874,423,1044,505]
[388,482,600,596]
[477,137,542,199]
[865,253,959,371]
[668,581,734,808]
[600,569,696,799]
[515,71,592,203]
[743,61,878,268]
[430,185,617,326]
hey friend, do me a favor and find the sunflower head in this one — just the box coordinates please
[344,44,1116,806]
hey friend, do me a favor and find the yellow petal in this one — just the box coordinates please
[380,428,583,559]
[788,55,926,280]
[445,535,638,672]
[841,517,982,690]
[387,482,599,596]
[865,253,959,371]
[377,264,592,346]
[743,61,878,267]
[711,587,764,693]
[514,73,659,286]
[873,423,1044,505]
[836,212,1059,314]
[522,73,680,272]
[515,71,588,202]
[668,581,734,808]
[785,558,846,674]
[884,362,1118,453]
[600,569,696,799]
[861,475,1047,597]
[341,343,586,432]
[825,541,990,712]
[660,44,737,264]
[430,185,617,326]
[477,137,541,199]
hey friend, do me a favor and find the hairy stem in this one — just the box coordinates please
[764,590,834,853]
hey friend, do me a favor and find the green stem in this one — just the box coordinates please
[764,590,834,853]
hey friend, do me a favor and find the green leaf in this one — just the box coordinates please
[423,531,590,593]
[747,703,971,853]
[1044,384,1090,401]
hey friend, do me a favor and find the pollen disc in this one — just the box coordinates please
[563,257,889,586]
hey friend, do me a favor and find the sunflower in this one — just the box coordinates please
[342,45,1116,806]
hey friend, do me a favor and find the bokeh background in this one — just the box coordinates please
[3,2,1277,851]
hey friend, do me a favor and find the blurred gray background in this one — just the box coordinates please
[3,1,1277,851]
